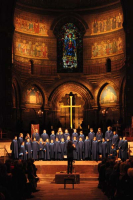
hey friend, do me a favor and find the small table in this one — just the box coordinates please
[64,175,75,189]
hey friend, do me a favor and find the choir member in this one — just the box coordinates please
[32,129,40,141]
[50,130,56,142]
[101,138,107,159]
[60,138,65,160]
[105,126,113,154]
[56,127,63,141]
[60,131,64,141]
[72,136,78,160]
[112,131,119,150]
[72,129,79,141]
[56,131,60,141]
[92,137,98,161]
[79,131,85,141]
[25,138,32,159]
[32,137,38,160]
[78,137,84,160]
[49,140,55,160]
[122,137,128,161]
[118,136,123,160]
[41,129,49,142]
[18,133,24,149]
[64,129,70,141]
[88,128,95,148]
[38,138,46,160]
[54,137,61,160]
[96,128,103,154]
[10,136,18,159]
[19,141,27,160]
[25,133,31,144]
[45,139,50,160]
[108,144,117,159]
[84,136,91,160]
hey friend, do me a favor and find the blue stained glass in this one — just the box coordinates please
[57,23,83,73]
[62,23,78,69]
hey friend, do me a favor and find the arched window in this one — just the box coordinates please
[106,58,111,72]
[57,23,83,73]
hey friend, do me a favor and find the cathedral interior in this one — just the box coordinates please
[0,0,133,137]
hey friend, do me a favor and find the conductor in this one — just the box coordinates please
[67,141,76,174]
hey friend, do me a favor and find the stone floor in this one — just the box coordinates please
[29,179,108,200]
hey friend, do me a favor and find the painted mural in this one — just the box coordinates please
[100,86,117,104]
[25,87,43,105]
[15,39,48,59]
[92,37,123,58]
[15,16,48,36]
[92,13,123,35]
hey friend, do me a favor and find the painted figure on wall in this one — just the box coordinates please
[15,39,48,59]
[25,87,43,105]
[15,15,48,36]
[92,37,123,58]
[100,86,117,104]
[92,13,123,35]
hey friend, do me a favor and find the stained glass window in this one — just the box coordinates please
[57,23,83,73]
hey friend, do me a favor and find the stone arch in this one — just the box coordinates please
[48,81,94,129]
[22,79,48,106]
[49,81,94,107]
[95,80,119,107]
[51,13,88,36]
[12,77,21,108]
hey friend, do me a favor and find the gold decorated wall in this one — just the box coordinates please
[13,4,125,74]
[12,2,126,132]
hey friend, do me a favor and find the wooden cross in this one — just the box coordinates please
[61,93,81,129]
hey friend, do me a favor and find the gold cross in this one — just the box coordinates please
[61,95,81,129]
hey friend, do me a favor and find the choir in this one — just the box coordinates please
[10,126,128,161]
